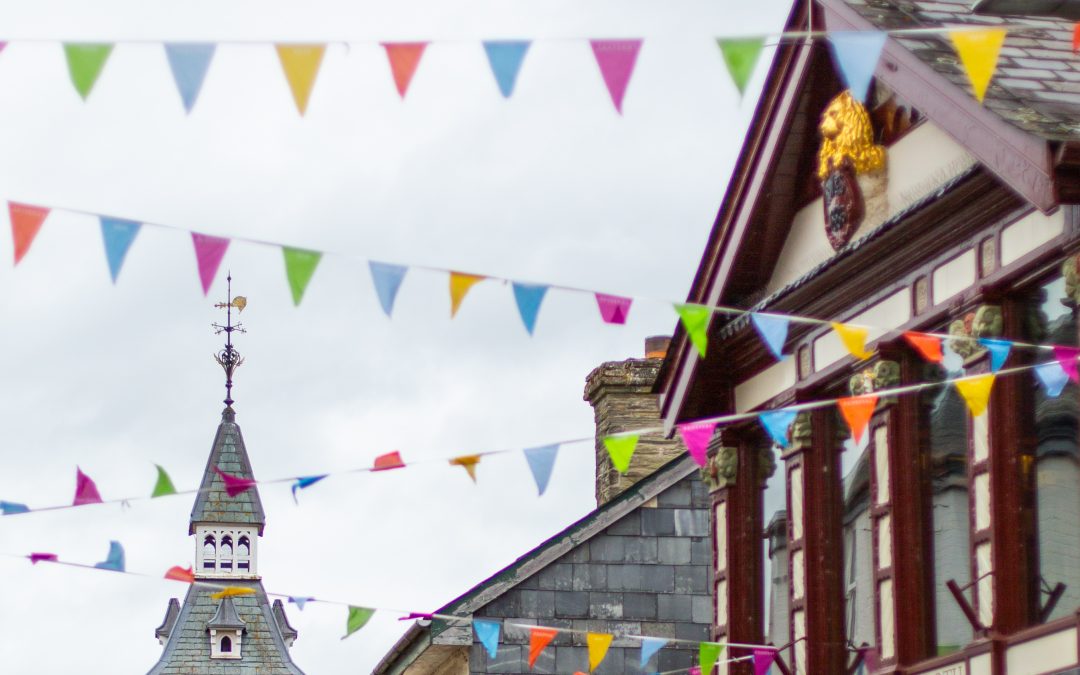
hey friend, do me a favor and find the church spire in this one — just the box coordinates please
[212,274,246,409]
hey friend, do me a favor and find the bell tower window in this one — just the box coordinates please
[202,536,216,570]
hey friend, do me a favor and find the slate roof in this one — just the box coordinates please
[190,407,266,535]
[844,0,1080,140]
[148,580,303,675]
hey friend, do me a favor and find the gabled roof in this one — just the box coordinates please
[189,407,266,535]
[207,596,246,630]
[371,453,701,675]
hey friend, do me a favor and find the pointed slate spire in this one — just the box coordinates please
[190,407,266,535]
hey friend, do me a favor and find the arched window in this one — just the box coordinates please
[202,535,216,569]
[237,537,250,557]
[220,635,232,653]
[220,536,234,570]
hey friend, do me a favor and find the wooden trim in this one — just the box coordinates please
[726,432,767,674]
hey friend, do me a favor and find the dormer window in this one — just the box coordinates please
[208,596,245,659]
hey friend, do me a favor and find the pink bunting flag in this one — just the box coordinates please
[29,553,58,565]
[372,451,405,471]
[753,648,777,675]
[595,293,632,324]
[191,232,230,296]
[590,39,643,113]
[677,421,717,467]
[1054,346,1080,382]
[73,467,103,506]
[214,466,256,497]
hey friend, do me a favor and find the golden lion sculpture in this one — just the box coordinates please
[818,91,886,180]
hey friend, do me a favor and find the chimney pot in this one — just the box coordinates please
[644,336,671,359]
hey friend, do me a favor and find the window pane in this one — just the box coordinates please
[763,442,787,647]
[841,420,875,651]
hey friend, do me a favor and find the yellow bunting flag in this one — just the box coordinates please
[837,394,878,444]
[949,29,1006,103]
[956,373,995,417]
[449,454,481,482]
[587,632,613,671]
[210,586,256,600]
[449,272,485,318]
[603,434,638,474]
[831,322,874,360]
[276,44,326,115]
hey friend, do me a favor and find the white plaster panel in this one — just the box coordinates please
[974,473,991,532]
[878,515,893,569]
[914,662,969,675]
[879,578,896,661]
[932,249,976,305]
[715,502,727,573]
[793,611,807,674]
[813,289,912,371]
[969,652,991,675]
[792,549,805,601]
[734,358,797,413]
[717,579,728,628]
[791,467,804,541]
[976,543,994,629]
[874,424,890,506]
[973,413,989,463]
[1005,628,1079,674]
[1001,209,1065,267]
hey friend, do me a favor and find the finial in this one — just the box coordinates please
[213,273,247,409]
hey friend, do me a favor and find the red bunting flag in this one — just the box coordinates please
[372,451,405,471]
[590,39,643,114]
[214,466,256,497]
[164,566,195,583]
[528,627,558,667]
[9,202,50,265]
[837,394,878,444]
[73,467,103,506]
[382,42,427,98]
[1074,23,1080,53]
[903,331,943,363]
[191,233,229,296]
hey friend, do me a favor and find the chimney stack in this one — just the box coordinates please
[583,337,683,507]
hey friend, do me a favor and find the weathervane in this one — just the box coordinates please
[212,274,247,408]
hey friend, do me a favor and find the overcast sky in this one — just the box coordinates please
[0,1,793,672]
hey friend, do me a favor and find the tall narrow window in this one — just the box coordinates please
[220,636,232,653]
[220,536,233,571]
[841,425,875,651]
[203,535,216,570]
[763,443,788,648]
[237,536,251,572]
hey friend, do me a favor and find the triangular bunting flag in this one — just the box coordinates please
[595,293,632,324]
[291,475,328,503]
[99,216,142,283]
[904,331,943,363]
[210,587,256,599]
[450,454,482,482]
[524,444,559,496]
[164,565,195,583]
[677,420,717,467]
[675,303,712,358]
[639,636,668,666]
[164,43,216,113]
[1035,361,1070,398]
[699,642,724,675]
[289,596,314,610]
[717,38,764,96]
[63,43,113,100]
[956,374,995,417]
[603,434,638,473]
[750,312,790,359]
[827,31,887,103]
[9,202,50,265]
[512,282,549,335]
[837,394,878,444]
[450,272,485,318]
[753,648,777,675]
[1054,345,1080,382]
[73,467,103,506]
[382,42,428,98]
[94,541,125,572]
[528,627,558,667]
[214,466,256,497]
[832,322,874,359]
[483,41,531,98]
[949,29,1006,103]
[282,247,322,306]
[276,44,326,115]
[30,553,58,564]
[151,464,177,498]
[590,39,642,114]
[979,338,1012,372]
[373,451,406,471]
[1074,23,1080,53]
[759,409,798,447]
[191,233,229,296]
[342,606,375,639]
[587,632,613,671]
[474,619,502,659]
[0,501,30,515]
[369,262,408,317]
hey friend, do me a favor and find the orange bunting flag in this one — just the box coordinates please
[903,331,943,363]
[1074,23,1080,53]
[164,566,195,583]
[587,632,613,671]
[449,272,485,318]
[9,202,50,265]
[383,42,428,98]
[528,627,558,668]
[449,454,481,482]
[372,451,405,471]
[210,586,256,599]
[831,322,874,360]
[956,373,995,417]
[949,29,1006,103]
[276,44,326,115]
[837,394,878,444]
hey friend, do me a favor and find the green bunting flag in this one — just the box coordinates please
[717,38,764,96]
[64,43,114,100]
[699,641,724,675]
[674,303,711,358]
[342,606,375,639]
[151,464,177,498]
[282,247,322,306]
[603,434,638,474]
